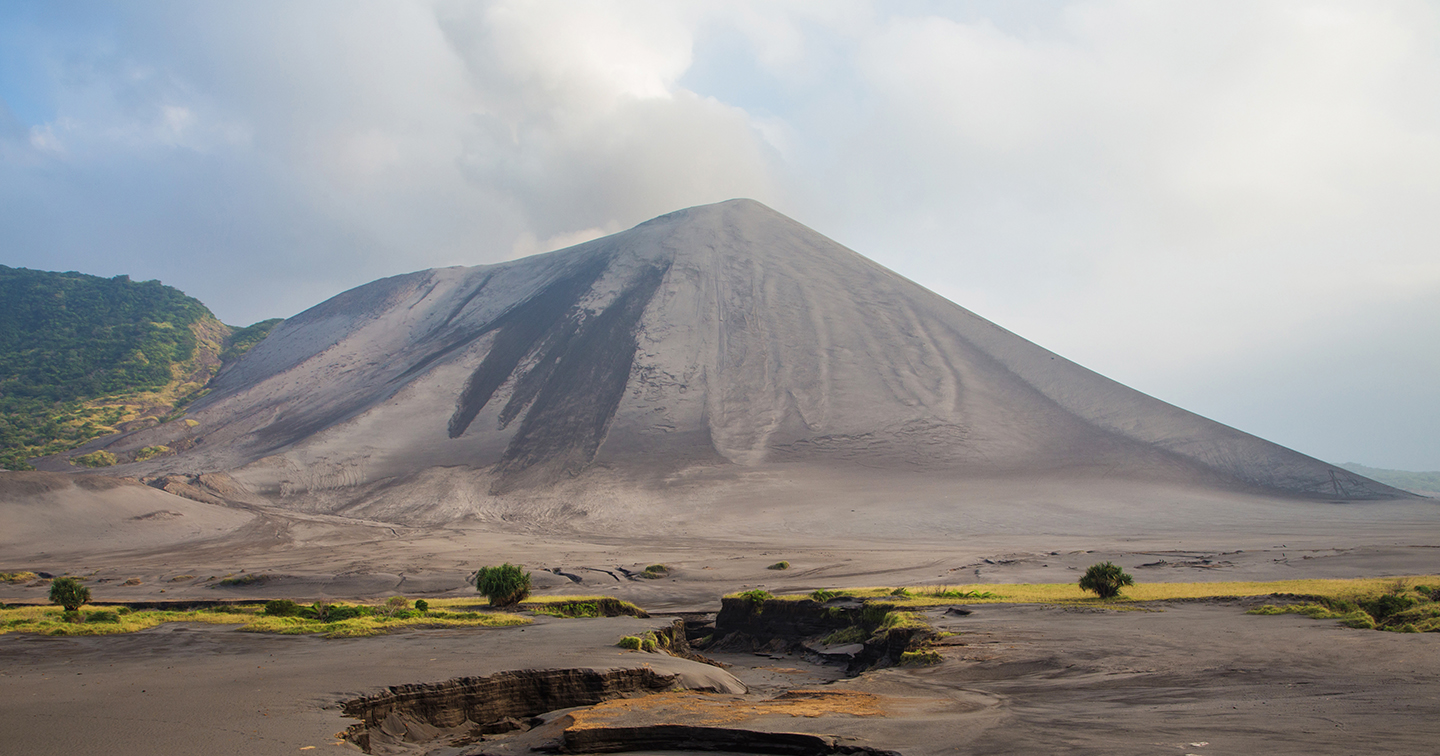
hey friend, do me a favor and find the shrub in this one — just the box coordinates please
[737,589,772,608]
[810,589,840,603]
[49,577,91,611]
[414,599,429,613]
[378,596,410,618]
[87,610,120,623]
[264,599,301,617]
[617,635,643,650]
[1079,562,1134,599]
[474,564,531,607]
[768,561,790,570]
[890,587,911,597]
[133,445,171,462]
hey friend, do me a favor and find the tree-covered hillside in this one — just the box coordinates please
[0,266,279,470]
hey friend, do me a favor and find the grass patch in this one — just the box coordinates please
[0,601,529,638]
[1,571,40,584]
[213,573,268,588]
[771,576,1440,607]
[519,596,647,618]
[1248,579,1440,633]
[899,649,943,666]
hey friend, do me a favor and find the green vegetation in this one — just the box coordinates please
[767,561,790,570]
[219,318,282,362]
[474,563,532,607]
[71,450,117,468]
[0,599,528,638]
[48,577,90,611]
[1,571,39,584]
[214,573,268,588]
[639,564,668,579]
[520,596,647,618]
[1079,562,1135,599]
[0,266,281,470]
[617,631,659,652]
[414,599,429,613]
[765,576,1440,607]
[899,649,943,666]
[1250,580,1440,633]
[133,445,171,462]
[736,589,773,609]
[810,589,841,603]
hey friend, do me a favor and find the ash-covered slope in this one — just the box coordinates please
[95,199,1404,508]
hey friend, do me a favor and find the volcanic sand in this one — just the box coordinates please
[2,471,1438,755]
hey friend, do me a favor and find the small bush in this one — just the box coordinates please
[87,610,120,623]
[62,610,84,623]
[737,589,772,609]
[644,564,668,575]
[133,445,171,462]
[768,561,790,571]
[414,599,429,613]
[810,589,840,603]
[474,564,532,607]
[49,577,91,611]
[1079,562,1134,599]
[890,587,910,597]
[264,599,301,617]
[617,636,643,650]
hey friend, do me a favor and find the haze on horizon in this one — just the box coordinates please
[1,1,1437,471]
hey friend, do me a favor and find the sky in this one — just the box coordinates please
[2,0,1437,471]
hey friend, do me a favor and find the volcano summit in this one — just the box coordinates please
[66,199,1406,527]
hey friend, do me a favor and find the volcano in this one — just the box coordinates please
[74,199,1408,525]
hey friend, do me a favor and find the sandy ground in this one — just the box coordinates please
[2,472,1437,754]
[3,600,1438,755]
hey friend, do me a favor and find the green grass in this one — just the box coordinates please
[766,576,1440,607]
[518,596,647,618]
[0,602,529,638]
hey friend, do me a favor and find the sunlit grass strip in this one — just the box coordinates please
[0,606,261,636]
[0,604,529,638]
[762,576,1440,606]
[238,612,529,638]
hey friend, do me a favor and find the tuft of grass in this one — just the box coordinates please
[768,561,791,571]
[1,571,39,584]
[810,589,842,603]
[616,632,659,652]
[213,573,268,588]
[899,649,943,666]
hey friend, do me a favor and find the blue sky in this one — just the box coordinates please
[2,0,1438,470]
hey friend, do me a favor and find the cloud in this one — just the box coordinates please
[1,0,1437,467]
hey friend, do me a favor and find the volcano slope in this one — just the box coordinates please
[41,198,1414,539]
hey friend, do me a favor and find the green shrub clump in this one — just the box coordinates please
[810,589,841,603]
[414,599,429,613]
[264,599,301,617]
[768,561,790,570]
[475,564,531,607]
[49,577,91,611]
[617,633,657,652]
[1079,562,1134,599]
[737,589,772,608]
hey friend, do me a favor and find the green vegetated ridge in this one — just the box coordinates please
[0,266,281,470]
[1339,462,1440,497]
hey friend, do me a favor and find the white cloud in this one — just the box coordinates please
[2,0,1438,467]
